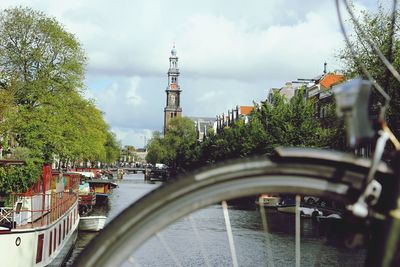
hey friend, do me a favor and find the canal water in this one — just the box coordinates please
[67,173,366,266]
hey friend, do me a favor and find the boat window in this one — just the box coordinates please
[67,217,69,234]
[53,228,57,251]
[49,231,52,256]
[58,225,61,245]
[63,220,66,239]
[15,202,22,214]
[35,234,44,263]
[70,214,72,230]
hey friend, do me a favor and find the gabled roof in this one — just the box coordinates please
[320,73,344,89]
[240,106,254,115]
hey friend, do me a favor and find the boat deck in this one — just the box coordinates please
[14,193,78,230]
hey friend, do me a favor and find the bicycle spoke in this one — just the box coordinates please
[258,196,275,267]
[187,215,212,267]
[295,195,301,267]
[222,200,239,267]
[156,232,183,267]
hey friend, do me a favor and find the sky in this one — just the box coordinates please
[0,0,380,148]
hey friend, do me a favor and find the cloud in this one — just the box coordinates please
[0,0,375,148]
[111,127,153,149]
[90,76,147,128]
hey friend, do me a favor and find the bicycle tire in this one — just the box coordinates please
[74,148,393,267]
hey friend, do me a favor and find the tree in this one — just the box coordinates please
[196,89,329,167]
[338,4,400,136]
[104,132,121,164]
[0,7,86,107]
[145,118,199,172]
[145,131,167,165]
[163,117,199,171]
[0,7,87,161]
[0,7,119,191]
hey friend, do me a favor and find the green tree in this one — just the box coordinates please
[104,132,121,164]
[197,89,329,167]
[0,7,87,161]
[338,4,400,135]
[145,118,199,172]
[0,7,119,191]
[163,117,199,171]
[145,131,167,165]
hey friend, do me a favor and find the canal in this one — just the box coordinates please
[67,173,366,266]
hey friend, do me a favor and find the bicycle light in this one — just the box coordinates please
[333,78,375,147]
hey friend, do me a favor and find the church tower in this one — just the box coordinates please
[164,45,182,133]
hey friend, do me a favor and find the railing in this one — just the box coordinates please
[0,189,78,230]
[0,207,13,227]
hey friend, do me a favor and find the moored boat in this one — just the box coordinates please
[255,194,281,207]
[78,181,96,215]
[0,161,80,267]
[78,215,106,231]
[277,205,323,217]
[86,180,118,205]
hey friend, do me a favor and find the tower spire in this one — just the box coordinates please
[163,44,182,133]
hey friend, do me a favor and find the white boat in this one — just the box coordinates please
[278,206,323,217]
[0,163,80,267]
[79,215,106,231]
[255,194,281,207]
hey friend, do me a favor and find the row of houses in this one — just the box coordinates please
[190,68,346,142]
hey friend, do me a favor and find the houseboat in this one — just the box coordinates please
[78,181,96,215]
[86,180,118,204]
[0,161,80,266]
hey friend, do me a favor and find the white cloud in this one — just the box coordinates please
[90,76,147,129]
[0,0,376,147]
[111,127,153,149]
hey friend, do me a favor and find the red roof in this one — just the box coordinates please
[240,106,254,115]
[320,73,344,89]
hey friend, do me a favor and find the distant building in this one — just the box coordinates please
[215,105,254,133]
[268,82,299,103]
[164,45,182,133]
[307,72,344,100]
[188,117,216,141]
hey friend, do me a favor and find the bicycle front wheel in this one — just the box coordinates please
[74,148,393,267]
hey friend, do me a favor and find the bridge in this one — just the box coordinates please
[107,167,170,181]
[107,167,147,174]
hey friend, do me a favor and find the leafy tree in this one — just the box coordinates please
[146,131,167,165]
[196,88,329,167]
[104,132,121,164]
[163,117,199,171]
[145,118,199,172]
[337,4,400,136]
[0,7,86,107]
[0,7,87,160]
[0,7,119,191]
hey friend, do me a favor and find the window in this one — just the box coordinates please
[63,220,66,239]
[70,214,72,230]
[58,225,61,245]
[36,234,44,263]
[67,217,69,234]
[53,229,57,251]
[49,231,53,256]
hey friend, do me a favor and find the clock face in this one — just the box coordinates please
[169,94,176,106]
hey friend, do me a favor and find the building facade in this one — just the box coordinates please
[164,45,182,133]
